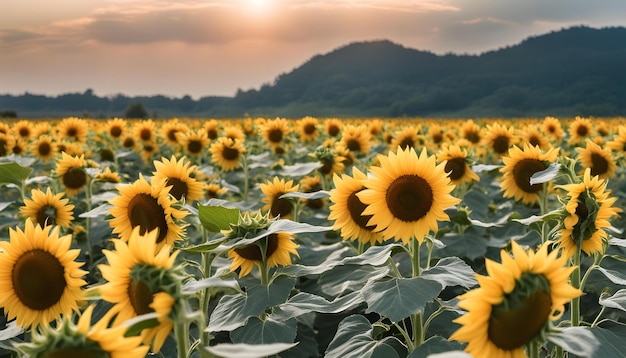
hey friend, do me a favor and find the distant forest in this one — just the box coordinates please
[2,25,626,119]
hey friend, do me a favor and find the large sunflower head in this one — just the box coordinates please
[328,167,385,246]
[312,146,346,178]
[357,147,461,244]
[450,241,582,358]
[390,126,423,152]
[325,118,343,137]
[13,120,34,140]
[209,137,246,172]
[606,126,626,154]
[160,119,189,148]
[152,155,205,202]
[0,132,13,157]
[177,129,210,157]
[436,144,480,186]
[205,182,229,199]
[576,140,616,180]
[0,219,86,329]
[131,119,156,143]
[56,117,89,143]
[30,135,57,163]
[541,116,564,141]
[203,119,221,140]
[20,187,75,228]
[19,304,149,358]
[105,117,128,141]
[297,116,320,143]
[484,123,516,160]
[499,143,560,205]
[461,119,483,144]
[108,174,188,250]
[520,125,551,150]
[555,168,621,258]
[337,124,372,155]
[260,176,300,219]
[568,116,594,145]
[55,152,89,196]
[98,227,184,352]
[223,125,245,142]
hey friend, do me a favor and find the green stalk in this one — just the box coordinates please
[411,237,423,347]
[570,246,582,327]
[242,155,249,202]
[85,175,94,269]
[527,339,540,358]
[259,236,270,286]
[175,319,190,358]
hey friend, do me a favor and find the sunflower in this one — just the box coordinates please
[228,231,299,278]
[338,124,372,155]
[0,132,13,157]
[427,124,446,147]
[57,140,84,156]
[450,241,582,358]
[160,119,189,147]
[11,136,28,156]
[606,126,626,154]
[153,155,205,202]
[223,125,245,142]
[205,183,228,199]
[209,137,246,171]
[576,140,616,180]
[520,125,551,150]
[30,135,58,163]
[325,118,343,137]
[555,168,620,258]
[120,135,139,151]
[132,119,156,143]
[390,126,422,152]
[20,304,149,358]
[260,176,300,219]
[0,219,86,328]
[12,120,34,140]
[541,116,564,141]
[499,143,560,205]
[300,175,325,210]
[484,123,516,160]
[20,187,75,228]
[461,119,483,144]
[357,147,460,244]
[568,116,594,145]
[203,119,221,140]
[177,129,210,158]
[55,152,88,196]
[108,174,188,249]
[56,117,88,143]
[367,118,384,138]
[297,116,320,143]
[260,117,290,150]
[328,168,384,245]
[0,121,10,135]
[140,141,158,164]
[105,118,128,141]
[98,228,181,352]
[436,144,480,186]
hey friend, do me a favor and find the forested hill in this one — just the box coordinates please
[2,25,626,118]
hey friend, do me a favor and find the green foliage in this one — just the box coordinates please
[124,101,149,119]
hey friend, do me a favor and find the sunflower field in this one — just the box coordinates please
[1,116,626,358]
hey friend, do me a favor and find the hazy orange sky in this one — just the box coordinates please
[1,0,625,98]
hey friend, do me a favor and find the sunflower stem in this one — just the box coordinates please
[85,175,94,269]
[527,339,540,358]
[259,236,270,286]
[570,246,582,327]
[410,237,424,348]
[199,248,216,347]
[175,319,190,358]
[242,155,249,202]
[393,321,414,351]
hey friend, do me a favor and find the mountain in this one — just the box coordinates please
[2,25,626,118]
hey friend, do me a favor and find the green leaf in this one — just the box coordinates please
[280,190,330,200]
[421,257,478,289]
[319,264,390,296]
[182,277,241,295]
[122,312,160,337]
[230,316,297,344]
[598,289,626,312]
[407,335,465,358]
[361,277,442,323]
[271,162,321,177]
[278,244,401,277]
[272,291,364,321]
[181,238,228,253]
[0,162,32,186]
[546,324,626,357]
[78,203,113,218]
[325,315,407,358]
[204,342,299,358]
[0,322,23,341]
[198,204,240,233]
[207,276,295,332]
[596,266,626,286]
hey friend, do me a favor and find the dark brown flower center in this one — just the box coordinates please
[348,189,376,230]
[110,126,122,138]
[328,125,340,137]
[19,127,30,137]
[488,288,552,350]
[346,139,361,152]
[127,193,169,243]
[67,127,77,138]
[399,137,415,150]
[590,153,609,176]
[268,129,284,143]
[38,142,51,156]
[304,124,316,135]
[270,194,293,218]
[166,178,188,201]
[547,125,555,133]
[576,125,589,137]
[386,175,433,222]
[445,157,467,181]
[513,159,545,193]
[12,249,66,310]
[140,128,152,141]
[99,148,115,162]
[319,159,334,176]
[128,279,154,315]
[528,136,541,147]
[167,129,179,142]
[63,168,87,190]
[465,130,480,144]
[432,133,443,144]
[123,137,135,148]
[187,140,202,154]
[234,234,280,261]
[222,145,240,161]
[207,128,218,140]
[492,135,510,154]
[36,205,57,227]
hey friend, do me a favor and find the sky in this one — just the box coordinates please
[1,0,625,99]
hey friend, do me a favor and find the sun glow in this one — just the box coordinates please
[244,0,274,15]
